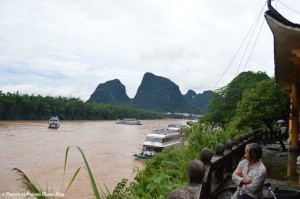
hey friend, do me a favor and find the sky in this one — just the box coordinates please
[1,0,300,100]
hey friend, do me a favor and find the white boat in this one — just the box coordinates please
[134,129,183,159]
[48,116,60,129]
[167,123,187,132]
[115,118,142,125]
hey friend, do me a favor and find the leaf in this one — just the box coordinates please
[65,167,81,193]
[63,145,101,199]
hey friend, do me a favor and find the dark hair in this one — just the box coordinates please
[248,143,262,160]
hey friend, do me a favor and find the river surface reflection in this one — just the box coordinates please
[0,119,189,199]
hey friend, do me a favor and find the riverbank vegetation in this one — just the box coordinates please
[112,123,240,199]
[0,92,161,120]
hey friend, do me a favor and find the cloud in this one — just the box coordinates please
[0,0,299,100]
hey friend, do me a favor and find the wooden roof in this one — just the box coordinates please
[265,0,300,93]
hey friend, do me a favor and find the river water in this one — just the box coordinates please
[0,119,189,199]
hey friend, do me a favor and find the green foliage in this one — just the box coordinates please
[0,92,162,120]
[185,122,240,153]
[230,78,290,130]
[201,71,270,128]
[112,122,240,198]
[128,149,189,198]
[105,178,132,199]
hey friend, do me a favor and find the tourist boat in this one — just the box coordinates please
[133,129,183,159]
[48,116,60,129]
[167,123,187,132]
[115,118,142,125]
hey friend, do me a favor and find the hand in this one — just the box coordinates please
[235,169,242,177]
[242,178,252,184]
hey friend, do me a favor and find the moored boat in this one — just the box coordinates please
[116,118,142,125]
[48,116,60,129]
[167,123,187,132]
[134,129,183,159]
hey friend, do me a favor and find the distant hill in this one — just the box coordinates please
[86,72,211,114]
[183,90,212,114]
[86,79,131,105]
[132,72,197,113]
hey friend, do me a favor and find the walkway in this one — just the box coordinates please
[262,141,300,190]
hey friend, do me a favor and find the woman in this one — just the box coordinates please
[231,143,266,199]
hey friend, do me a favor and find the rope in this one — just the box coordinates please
[213,2,267,90]
[236,8,264,76]
[277,0,300,15]
[243,18,265,72]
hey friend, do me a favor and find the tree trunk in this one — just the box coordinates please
[265,122,286,151]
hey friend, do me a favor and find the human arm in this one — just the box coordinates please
[232,160,252,186]
[241,164,266,194]
[233,169,252,185]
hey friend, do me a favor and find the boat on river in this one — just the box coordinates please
[167,123,187,132]
[116,118,142,125]
[133,129,183,159]
[48,116,60,129]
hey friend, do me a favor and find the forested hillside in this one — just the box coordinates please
[183,90,212,114]
[86,72,211,114]
[133,72,197,113]
[87,79,131,105]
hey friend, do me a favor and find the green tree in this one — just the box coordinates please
[201,71,270,128]
[230,78,290,150]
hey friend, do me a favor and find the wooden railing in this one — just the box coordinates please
[167,130,275,199]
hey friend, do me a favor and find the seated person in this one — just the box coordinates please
[231,143,266,199]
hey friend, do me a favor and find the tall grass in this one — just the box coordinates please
[63,145,101,198]
[12,168,51,199]
[14,145,110,199]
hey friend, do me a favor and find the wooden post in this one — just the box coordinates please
[290,80,299,151]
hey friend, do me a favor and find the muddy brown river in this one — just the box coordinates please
[0,119,189,199]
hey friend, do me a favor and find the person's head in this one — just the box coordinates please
[244,143,262,161]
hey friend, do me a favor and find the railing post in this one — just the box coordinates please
[213,143,225,183]
[224,139,233,174]
[166,160,205,199]
[200,147,213,199]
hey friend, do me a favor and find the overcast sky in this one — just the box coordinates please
[1,0,300,100]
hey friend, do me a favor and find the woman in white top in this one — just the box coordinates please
[231,143,267,199]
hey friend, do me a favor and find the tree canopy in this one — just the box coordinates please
[230,78,290,131]
[0,91,162,120]
[200,71,270,128]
